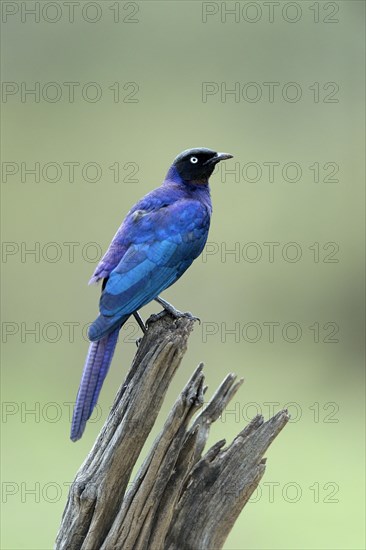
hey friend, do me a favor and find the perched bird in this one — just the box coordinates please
[70,147,233,441]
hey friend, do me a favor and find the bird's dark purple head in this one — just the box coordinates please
[167,147,233,185]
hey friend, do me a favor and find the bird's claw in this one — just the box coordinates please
[147,308,200,326]
[146,310,167,326]
[162,303,200,323]
[176,310,201,324]
[135,337,143,347]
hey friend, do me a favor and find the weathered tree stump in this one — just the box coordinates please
[56,313,289,550]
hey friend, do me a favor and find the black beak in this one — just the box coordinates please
[204,152,234,166]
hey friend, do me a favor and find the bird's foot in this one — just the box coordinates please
[146,309,200,328]
[151,296,200,324]
[163,306,200,323]
[135,336,143,347]
[146,310,169,326]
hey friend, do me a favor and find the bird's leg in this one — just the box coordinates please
[133,311,147,334]
[152,296,200,323]
[133,311,147,347]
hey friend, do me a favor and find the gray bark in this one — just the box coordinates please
[56,313,289,550]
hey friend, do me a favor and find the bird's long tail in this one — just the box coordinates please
[70,327,120,441]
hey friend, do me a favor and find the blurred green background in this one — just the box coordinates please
[1,1,365,548]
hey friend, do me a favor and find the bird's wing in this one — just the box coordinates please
[89,187,179,284]
[99,199,209,318]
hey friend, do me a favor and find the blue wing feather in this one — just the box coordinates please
[88,198,210,341]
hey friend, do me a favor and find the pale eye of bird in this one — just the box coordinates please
[190,156,198,164]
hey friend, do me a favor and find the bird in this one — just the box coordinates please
[70,147,233,441]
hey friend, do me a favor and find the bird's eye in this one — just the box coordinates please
[190,156,198,164]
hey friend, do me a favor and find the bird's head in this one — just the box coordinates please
[169,147,233,185]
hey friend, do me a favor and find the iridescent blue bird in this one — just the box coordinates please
[70,147,233,441]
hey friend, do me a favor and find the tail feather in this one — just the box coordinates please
[89,329,119,413]
[70,327,120,441]
[88,313,127,342]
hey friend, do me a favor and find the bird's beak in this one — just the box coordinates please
[204,152,234,166]
[216,152,234,161]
